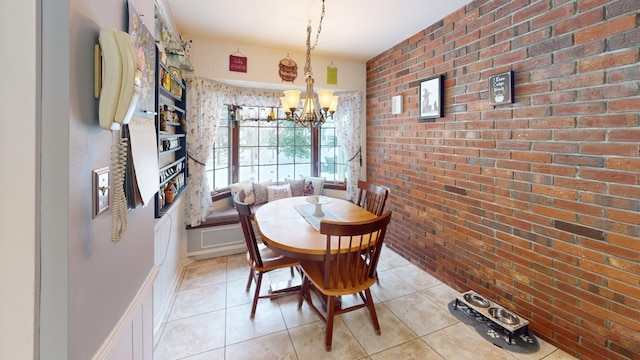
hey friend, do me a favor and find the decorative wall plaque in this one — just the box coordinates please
[489,71,514,105]
[327,62,337,85]
[229,49,247,73]
[279,54,297,82]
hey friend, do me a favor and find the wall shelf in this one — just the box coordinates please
[154,44,187,218]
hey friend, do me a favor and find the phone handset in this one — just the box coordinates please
[98,27,141,130]
[98,27,141,242]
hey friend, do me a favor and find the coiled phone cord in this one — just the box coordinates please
[111,136,129,243]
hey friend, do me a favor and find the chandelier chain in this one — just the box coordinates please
[282,0,336,128]
[309,0,325,51]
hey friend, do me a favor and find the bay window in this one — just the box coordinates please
[206,105,345,194]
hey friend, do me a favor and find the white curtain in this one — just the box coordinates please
[182,81,362,223]
[183,78,226,227]
[333,91,361,201]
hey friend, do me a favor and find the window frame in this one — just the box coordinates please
[210,105,346,200]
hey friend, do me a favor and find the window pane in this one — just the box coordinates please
[319,121,345,182]
[215,148,228,169]
[295,163,311,178]
[238,147,257,166]
[259,127,278,146]
[214,169,229,190]
[208,116,230,191]
[277,164,295,181]
[239,125,259,146]
[259,165,278,181]
[238,165,258,182]
[258,147,278,165]
[294,147,311,162]
[237,117,312,184]
[295,127,311,145]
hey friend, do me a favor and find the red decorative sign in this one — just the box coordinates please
[229,55,247,73]
[279,56,297,82]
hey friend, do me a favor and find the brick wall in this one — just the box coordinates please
[366,0,639,359]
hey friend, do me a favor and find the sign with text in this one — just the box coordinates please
[229,54,247,73]
[489,71,514,105]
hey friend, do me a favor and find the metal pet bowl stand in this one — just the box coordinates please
[454,290,530,344]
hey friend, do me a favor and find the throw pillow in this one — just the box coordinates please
[300,175,325,196]
[229,178,255,205]
[253,180,273,205]
[267,183,292,202]
[287,179,306,197]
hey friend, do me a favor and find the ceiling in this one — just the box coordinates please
[164,0,473,62]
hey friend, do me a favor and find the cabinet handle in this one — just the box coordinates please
[143,110,158,115]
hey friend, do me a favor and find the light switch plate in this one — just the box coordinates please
[93,167,109,218]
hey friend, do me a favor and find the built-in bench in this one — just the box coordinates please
[185,196,266,230]
[185,185,346,259]
[186,204,240,229]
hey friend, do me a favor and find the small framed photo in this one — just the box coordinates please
[419,75,444,120]
[489,71,514,105]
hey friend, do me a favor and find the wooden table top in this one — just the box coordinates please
[254,196,377,261]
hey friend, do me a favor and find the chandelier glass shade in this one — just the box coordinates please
[281,0,337,128]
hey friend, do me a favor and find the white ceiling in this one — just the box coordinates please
[164,0,473,62]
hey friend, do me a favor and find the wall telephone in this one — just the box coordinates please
[97,27,142,242]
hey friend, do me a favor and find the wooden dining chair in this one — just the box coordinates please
[355,181,389,284]
[235,200,300,318]
[355,180,389,216]
[297,211,393,351]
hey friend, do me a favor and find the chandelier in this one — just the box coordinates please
[280,0,338,128]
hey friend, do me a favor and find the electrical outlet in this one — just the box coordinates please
[93,167,110,218]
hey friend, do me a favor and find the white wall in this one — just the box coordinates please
[186,34,366,93]
[0,1,37,359]
[185,35,369,176]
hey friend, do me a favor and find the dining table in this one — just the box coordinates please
[255,195,379,305]
[254,195,377,262]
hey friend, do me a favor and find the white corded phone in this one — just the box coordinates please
[97,27,142,242]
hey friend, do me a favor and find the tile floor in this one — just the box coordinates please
[153,245,578,360]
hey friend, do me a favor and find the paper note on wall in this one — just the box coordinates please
[128,116,160,206]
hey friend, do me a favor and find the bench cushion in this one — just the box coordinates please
[186,203,266,229]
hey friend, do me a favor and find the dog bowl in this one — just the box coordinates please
[488,307,520,325]
[463,292,490,308]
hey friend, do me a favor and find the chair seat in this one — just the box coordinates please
[300,258,376,297]
[235,199,300,318]
[248,244,299,271]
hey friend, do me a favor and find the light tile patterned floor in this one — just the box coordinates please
[153,246,578,360]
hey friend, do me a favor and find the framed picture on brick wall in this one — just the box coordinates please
[419,75,444,120]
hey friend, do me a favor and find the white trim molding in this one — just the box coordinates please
[92,266,159,360]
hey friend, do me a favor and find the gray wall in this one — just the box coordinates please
[40,0,156,358]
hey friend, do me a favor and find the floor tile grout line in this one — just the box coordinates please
[155,248,567,360]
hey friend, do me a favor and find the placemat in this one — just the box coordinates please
[294,204,342,231]
[447,300,539,353]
